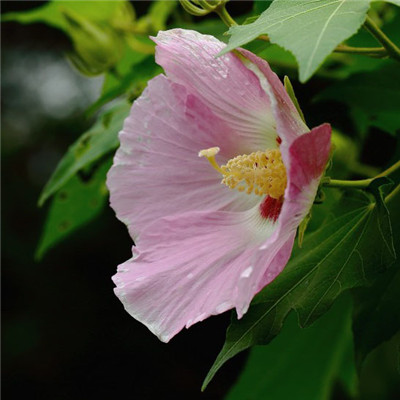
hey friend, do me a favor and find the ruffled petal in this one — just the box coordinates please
[107,75,260,240]
[113,209,293,342]
[153,29,278,152]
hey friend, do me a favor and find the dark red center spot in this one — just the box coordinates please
[260,196,283,221]
[276,136,282,145]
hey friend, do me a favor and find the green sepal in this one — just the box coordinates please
[284,76,306,123]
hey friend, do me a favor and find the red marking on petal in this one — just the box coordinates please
[276,136,282,145]
[260,196,283,221]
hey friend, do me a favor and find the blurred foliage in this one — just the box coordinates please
[316,63,400,137]
[3,1,400,399]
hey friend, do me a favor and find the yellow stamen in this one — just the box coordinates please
[199,147,287,199]
[198,147,223,173]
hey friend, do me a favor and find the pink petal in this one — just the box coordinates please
[107,75,259,241]
[255,124,331,290]
[113,121,331,342]
[153,29,279,152]
[281,123,332,231]
[236,48,309,148]
[113,209,294,342]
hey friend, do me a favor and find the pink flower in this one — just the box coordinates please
[107,29,331,342]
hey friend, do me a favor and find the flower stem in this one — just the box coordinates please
[256,33,390,58]
[375,159,400,178]
[324,159,400,189]
[323,178,372,189]
[363,15,400,62]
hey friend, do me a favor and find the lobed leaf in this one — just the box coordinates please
[203,180,396,389]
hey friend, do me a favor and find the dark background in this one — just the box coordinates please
[2,1,398,400]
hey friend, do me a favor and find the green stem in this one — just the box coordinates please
[334,44,388,58]
[324,178,372,189]
[385,184,400,204]
[215,4,237,27]
[364,15,400,62]
[257,33,389,58]
[324,159,400,189]
[375,159,400,179]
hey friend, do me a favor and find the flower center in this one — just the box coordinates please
[199,147,287,199]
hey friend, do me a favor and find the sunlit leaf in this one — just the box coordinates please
[220,0,371,82]
[225,296,355,400]
[36,158,112,260]
[2,1,123,34]
[203,180,396,389]
[39,101,130,206]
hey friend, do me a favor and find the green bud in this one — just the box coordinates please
[61,8,123,76]
[110,2,136,33]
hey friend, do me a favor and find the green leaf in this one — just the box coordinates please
[36,158,112,260]
[203,183,396,389]
[225,295,355,400]
[352,187,400,369]
[39,101,130,206]
[315,63,400,136]
[352,267,400,370]
[86,51,161,116]
[220,0,371,82]
[2,1,122,34]
[386,0,400,6]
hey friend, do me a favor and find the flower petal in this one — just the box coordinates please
[274,123,332,245]
[153,29,278,151]
[236,48,309,148]
[113,209,294,342]
[107,74,259,240]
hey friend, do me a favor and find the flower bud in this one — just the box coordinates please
[61,8,123,76]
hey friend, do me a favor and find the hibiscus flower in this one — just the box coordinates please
[107,29,331,342]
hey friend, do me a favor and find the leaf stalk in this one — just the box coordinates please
[323,160,400,190]
[363,16,400,62]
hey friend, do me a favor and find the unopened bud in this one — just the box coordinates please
[61,8,123,76]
